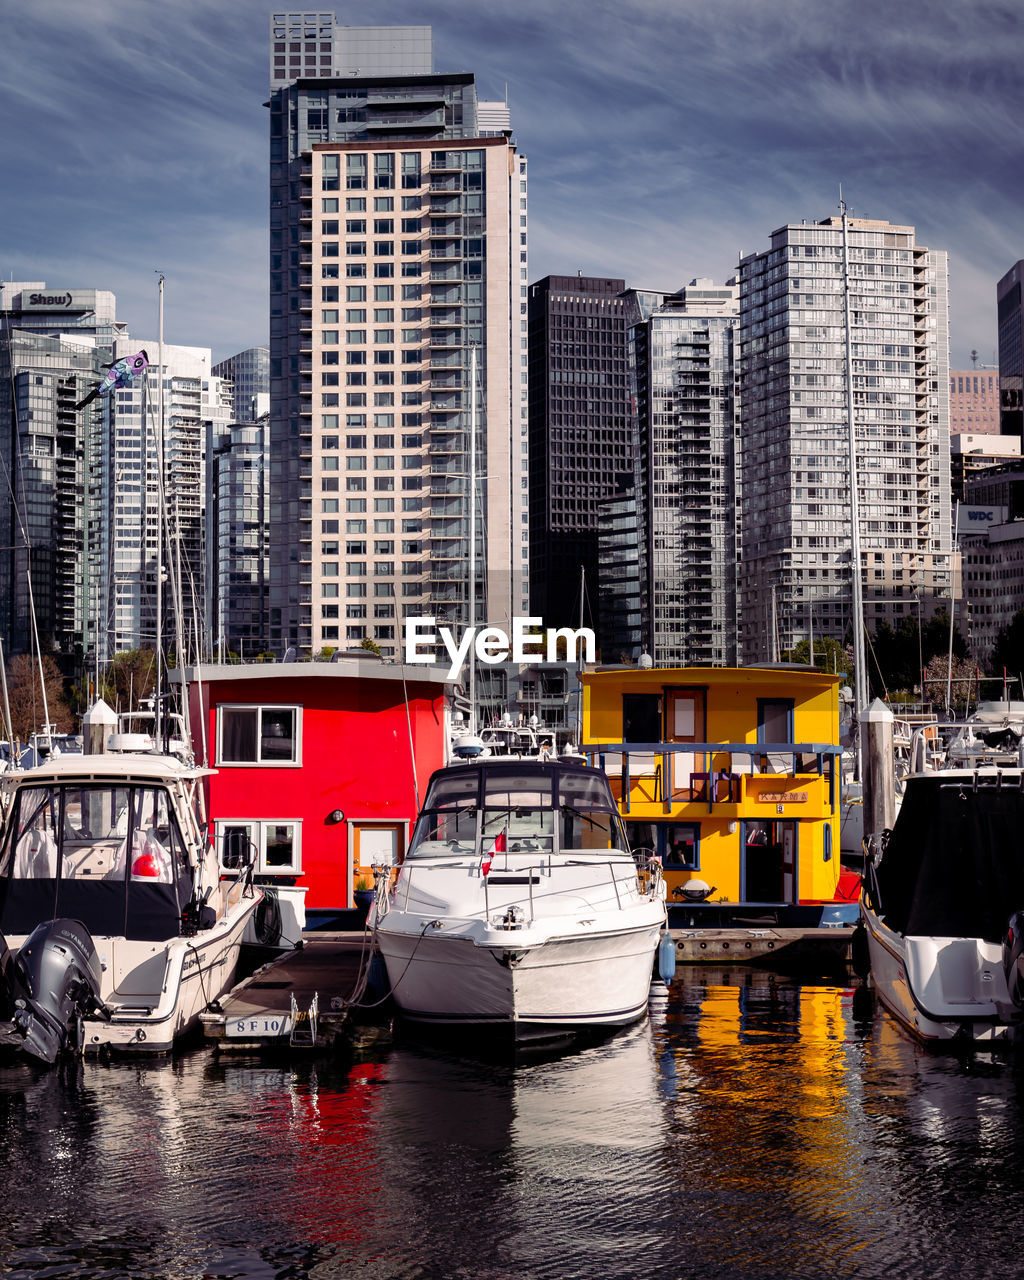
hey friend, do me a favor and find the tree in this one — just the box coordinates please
[4,653,73,744]
[921,609,968,663]
[98,649,157,713]
[359,636,381,656]
[924,653,980,717]
[781,637,853,684]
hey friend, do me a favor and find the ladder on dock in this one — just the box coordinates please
[288,991,319,1048]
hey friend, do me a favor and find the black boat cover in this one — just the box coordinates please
[873,774,1024,943]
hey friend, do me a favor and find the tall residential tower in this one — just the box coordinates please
[267,16,528,657]
[738,216,951,660]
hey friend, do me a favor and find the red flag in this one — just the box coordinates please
[482,828,506,877]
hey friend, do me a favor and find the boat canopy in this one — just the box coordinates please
[0,780,195,942]
[873,774,1024,943]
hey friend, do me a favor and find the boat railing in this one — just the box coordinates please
[583,741,841,814]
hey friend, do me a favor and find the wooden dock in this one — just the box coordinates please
[671,924,854,975]
[201,932,379,1052]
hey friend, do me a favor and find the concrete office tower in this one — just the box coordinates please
[107,338,232,662]
[268,15,527,657]
[949,368,999,435]
[0,283,128,669]
[630,279,741,666]
[737,217,952,661]
[213,346,270,423]
[997,261,1024,438]
[207,416,270,659]
[527,276,630,631]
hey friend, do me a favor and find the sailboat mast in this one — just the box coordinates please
[468,344,477,735]
[841,195,868,728]
[154,274,165,745]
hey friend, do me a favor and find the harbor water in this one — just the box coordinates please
[2,967,1024,1279]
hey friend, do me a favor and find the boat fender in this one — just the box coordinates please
[851,918,871,980]
[1003,910,1024,1007]
[657,932,677,984]
[254,890,283,948]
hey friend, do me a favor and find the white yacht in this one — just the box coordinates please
[373,756,667,1041]
[860,766,1024,1044]
[0,752,261,1061]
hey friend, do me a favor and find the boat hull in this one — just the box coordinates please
[4,894,259,1055]
[376,919,664,1033]
[861,902,1021,1044]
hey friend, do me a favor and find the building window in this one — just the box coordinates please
[216,820,302,876]
[217,706,301,767]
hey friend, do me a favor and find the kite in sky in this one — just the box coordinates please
[75,349,150,410]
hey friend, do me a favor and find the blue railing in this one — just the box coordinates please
[582,742,842,815]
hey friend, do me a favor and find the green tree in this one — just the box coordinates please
[921,609,968,664]
[99,649,157,713]
[781,637,854,683]
[359,637,382,656]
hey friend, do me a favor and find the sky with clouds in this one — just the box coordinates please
[1,0,1020,367]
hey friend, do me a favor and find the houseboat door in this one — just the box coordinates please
[743,819,797,903]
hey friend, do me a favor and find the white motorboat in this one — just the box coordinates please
[860,767,1024,1044]
[373,756,667,1040]
[0,752,261,1062]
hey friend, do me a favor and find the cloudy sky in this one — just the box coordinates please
[2,0,1020,367]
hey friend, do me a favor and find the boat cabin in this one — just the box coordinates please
[579,665,843,915]
[0,756,205,945]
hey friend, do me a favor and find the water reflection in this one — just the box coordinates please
[1,971,1024,1277]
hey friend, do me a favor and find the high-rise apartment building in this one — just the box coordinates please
[267,15,527,657]
[629,279,741,665]
[107,338,232,661]
[0,284,128,668]
[213,346,270,423]
[997,261,1024,438]
[526,275,630,630]
[737,216,952,661]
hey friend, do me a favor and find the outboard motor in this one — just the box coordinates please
[1003,911,1024,1008]
[0,920,108,1064]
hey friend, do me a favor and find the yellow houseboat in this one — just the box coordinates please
[580,665,847,923]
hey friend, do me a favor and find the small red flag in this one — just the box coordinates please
[482,828,505,877]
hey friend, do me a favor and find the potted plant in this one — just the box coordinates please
[353,873,375,920]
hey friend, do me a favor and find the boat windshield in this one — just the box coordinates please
[0,782,194,941]
[408,766,627,857]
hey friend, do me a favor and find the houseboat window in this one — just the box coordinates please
[664,824,699,870]
[264,823,299,870]
[216,819,301,875]
[623,694,661,744]
[218,705,302,766]
[757,699,793,743]
[626,821,699,870]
